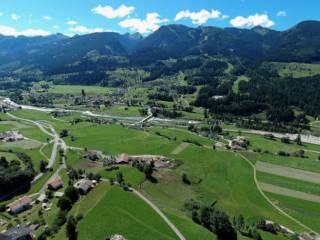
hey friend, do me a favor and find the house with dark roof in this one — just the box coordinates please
[0,226,32,240]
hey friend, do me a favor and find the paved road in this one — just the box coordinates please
[7,112,66,195]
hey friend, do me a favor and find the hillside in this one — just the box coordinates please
[0,21,319,74]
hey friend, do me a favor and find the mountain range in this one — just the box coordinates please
[0,20,319,74]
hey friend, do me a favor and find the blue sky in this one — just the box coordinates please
[0,0,318,36]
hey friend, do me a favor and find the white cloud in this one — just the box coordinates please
[119,13,169,34]
[0,12,3,17]
[53,25,60,29]
[69,25,104,34]
[66,20,77,25]
[11,13,21,21]
[20,29,51,37]
[230,14,274,28]
[92,4,135,19]
[0,25,50,37]
[277,11,287,17]
[43,16,52,21]
[174,9,223,25]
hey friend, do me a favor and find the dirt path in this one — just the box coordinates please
[171,142,189,155]
[259,182,320,203]
[256,161,320,184]
[132,188,186,240]
[238,153,318,235]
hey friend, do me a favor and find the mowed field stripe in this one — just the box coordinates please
[171,142,190,155]
[259,182,320,203]
[256,161,320,184]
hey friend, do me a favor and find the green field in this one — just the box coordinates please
[144,146,304,233]
[64,123,178,156]
[232,75,249,93]
[48,85,113,95]
[270,62,320,78]
[257,172,320,196]
[267,192,320,233]
[77,186,178,240]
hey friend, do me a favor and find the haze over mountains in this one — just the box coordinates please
[0,20,319,74]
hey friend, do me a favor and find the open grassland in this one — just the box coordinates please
[270,62,320,78]
[256,161,320,183]
[65,123,179,155]
[0,139,42,150]
[0,119,48,142]
[149,127,214,147]
[144,146,304,233]
[259,182,320,203]
[0,151,19,162]
[103,105,141,117]
[243,151,320,173]
[171,142,190,155]
[48,85,113,95]
[267,193,320,233]
[257,172,320,196]
[77,186,178,240]
[229,132,320,157]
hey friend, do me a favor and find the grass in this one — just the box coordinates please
[0,151,19,162]
[48,85,113,95]
[232,75,249,93]
[257,172,320,196]
[99,166,145,188]
[229,132,320,158]
[247,153,320,173]
[103,105,141,117]
[270,62,320,78]
[77,186,178,240]
[267,192,320,233]
[64,123,178,156]
[149,127,214,147]
[144,146,304,233]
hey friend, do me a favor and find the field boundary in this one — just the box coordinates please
[259,182,320,203]
[256,161,320,184]
[238,153,319,235]
[171,142,190,155]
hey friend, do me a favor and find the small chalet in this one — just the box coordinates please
[0,226,32,240]
[115,153,129,164]
[7,196,32,215]
[74,179,93,195]
[47,176,63,191]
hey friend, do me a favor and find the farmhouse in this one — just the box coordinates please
[74,179,94,195]
[47,176,63,190]
[0,130,24,142]
[229,136,249,150]
[115,153,129,164]
[0,226,32,240]
[129,155,167,162]
[7,196,32,215]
